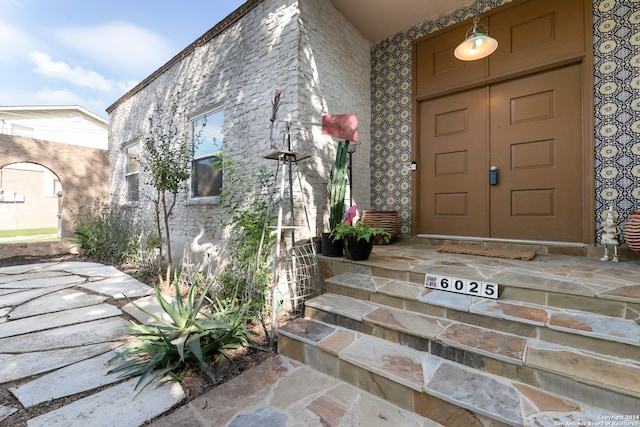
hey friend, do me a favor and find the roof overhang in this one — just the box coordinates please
[329,0,472,44]
[0,105,108,126]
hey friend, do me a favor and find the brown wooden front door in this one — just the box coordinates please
[418,87,490,237]
[417,64,584,242]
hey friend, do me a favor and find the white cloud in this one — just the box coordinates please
[51,21,176,75]
[32,87,86,105]
[0,20,34,62]
[0,86,83,106]
[29,51,138,94]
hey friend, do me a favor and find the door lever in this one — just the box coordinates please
[490,166,498,185]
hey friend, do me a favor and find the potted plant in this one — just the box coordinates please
[330,220,391,261]
[321,139,349,257]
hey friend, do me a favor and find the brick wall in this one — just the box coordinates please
[0,168,59,230]
[108,0,371,263]
[0,134,109,238]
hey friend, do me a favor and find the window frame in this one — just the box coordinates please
[124,142,140,203]
[190,106,224,201]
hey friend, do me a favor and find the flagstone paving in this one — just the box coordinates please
[0,260,445,426]
[0,406,16,421]
[26,378,185,427]
[9,349,127,408]
[0,342,121,384]
[149,355,443,427]
[5,249,638,426]
[0,303,122,338]
[0,262,185,426]
[8,288,107,319]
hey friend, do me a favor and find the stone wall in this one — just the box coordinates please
[296,0,371,233]
[0,241,78,259]
[0,134,108,239]
[108,0,371,263]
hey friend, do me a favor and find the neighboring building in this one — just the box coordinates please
[0,106,108,236]
[0,164,60,231]
[108,0,639,259]
[0,106,108,149]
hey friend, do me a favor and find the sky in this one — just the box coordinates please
[0,0,246,119]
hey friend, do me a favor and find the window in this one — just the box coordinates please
[125,144,140,202]
[191,108,223,198]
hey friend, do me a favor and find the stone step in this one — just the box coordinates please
[304,293,640,411]
[325,272,640,361]
[319,248,640,320]
[277,318,635,426]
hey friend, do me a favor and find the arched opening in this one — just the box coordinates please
[0,162,62,243]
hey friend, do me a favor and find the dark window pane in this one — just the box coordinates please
[191,156,222,197]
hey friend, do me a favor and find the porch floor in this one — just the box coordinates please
[330,240,640,308]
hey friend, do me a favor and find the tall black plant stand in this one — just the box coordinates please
[255,135,319,347]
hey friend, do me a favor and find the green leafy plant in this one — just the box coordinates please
[329,140,349,232]
[330,220,391,244]
[218,159,275,317]
[73,200,143,265]
[108,278,262,392]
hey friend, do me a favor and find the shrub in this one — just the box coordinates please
[218,162,275,316]
[73,201,143,265]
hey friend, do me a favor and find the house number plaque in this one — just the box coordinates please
[424,275,498,300]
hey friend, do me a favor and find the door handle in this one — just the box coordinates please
[490,166,498,185]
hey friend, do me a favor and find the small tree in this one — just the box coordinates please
[142,94,194,284]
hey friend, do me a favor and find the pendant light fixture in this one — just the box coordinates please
[454,1,498,61]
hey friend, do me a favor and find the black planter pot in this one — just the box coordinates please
[344,236,374,261]
[321,232,343,257]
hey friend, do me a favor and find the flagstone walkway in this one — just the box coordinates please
[0,261,185,427]
[0,261,441,426]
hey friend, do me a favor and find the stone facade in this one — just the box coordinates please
[0,134,109,239]
[109,0,640,253]
[108,0,370,262]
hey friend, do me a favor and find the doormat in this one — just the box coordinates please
[437,242,536,260]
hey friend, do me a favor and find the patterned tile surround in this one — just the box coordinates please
[370,0,640,240]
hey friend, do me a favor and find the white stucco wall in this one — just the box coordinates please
[0,108,107,150]
[108,0,370,263]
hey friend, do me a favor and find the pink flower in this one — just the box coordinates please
[343,204,358,225]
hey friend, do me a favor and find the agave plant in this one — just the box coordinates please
[108,278,262,392]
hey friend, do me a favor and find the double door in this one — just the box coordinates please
[416,64,583,242]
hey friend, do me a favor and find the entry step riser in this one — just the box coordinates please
[304,300,640,408]
[319,257,640,320]
[323,273,640,362]
[277,318,640,425]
